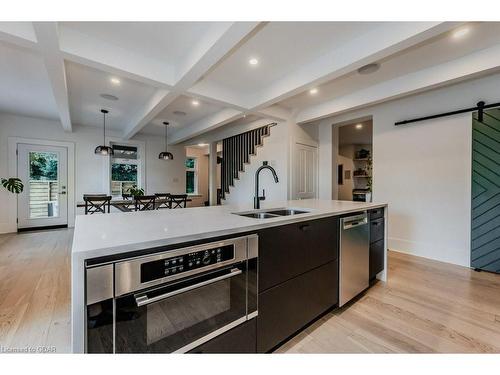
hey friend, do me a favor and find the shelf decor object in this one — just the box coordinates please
[95,109,114,156]
[158,122,174,160]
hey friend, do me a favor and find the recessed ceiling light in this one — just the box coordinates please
[309,88,318,95]
[357,63,380,75]
[355,123,363,130]
[192,100,200,106]
[110,77,121,85]
[198,143,208,147]
[173,110,187,116]
[249,58,259,66]
[452,26,470,39]
[100,93,119,101]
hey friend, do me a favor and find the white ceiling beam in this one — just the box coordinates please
[296,42,500,124]
[0,22,37,49]
[249,22,464,110]
[122,22,261,140]
[32,22,72,132]
[169,108,242,144]
[251,105,290,122]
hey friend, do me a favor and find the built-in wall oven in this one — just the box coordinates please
[85,235,258,353]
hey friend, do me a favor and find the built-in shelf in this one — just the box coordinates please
[353,175,371,178]
[353,158,370,161]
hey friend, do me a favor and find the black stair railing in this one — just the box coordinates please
[220,123,275,199]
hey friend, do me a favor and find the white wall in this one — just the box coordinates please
[0,113,185,233]
[315,73,500,267]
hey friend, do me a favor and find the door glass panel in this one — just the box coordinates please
[28,151,59,218]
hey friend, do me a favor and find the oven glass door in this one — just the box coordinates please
[115,262,248,353]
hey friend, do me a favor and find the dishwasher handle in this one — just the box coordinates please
[342,213,368,230]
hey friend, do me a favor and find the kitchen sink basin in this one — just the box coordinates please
[265,209,308,216]
[234,208,310,219]
[237,212,280,219]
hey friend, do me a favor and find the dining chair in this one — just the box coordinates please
[169,194,188,209]
[155,193,171,209]
[134,195,156,211]
[84,196,112,214]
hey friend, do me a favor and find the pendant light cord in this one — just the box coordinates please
[103,111,106,145]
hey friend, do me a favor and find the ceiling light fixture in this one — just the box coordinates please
[198,143,208,147]
[355,123,363,130]
[100,93,119,101]
[192,100,200,106]
[158,122,174,160]
[110,77,121,85]
[452,26,470,39]
[249,58,259,66]
[309,88,318,95]
[357,63,380,75]
[94,109,114,156]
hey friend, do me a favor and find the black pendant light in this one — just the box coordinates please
[95,109,114,156]
[159,121,173,160]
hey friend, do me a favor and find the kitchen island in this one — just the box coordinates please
[72,199,387,353]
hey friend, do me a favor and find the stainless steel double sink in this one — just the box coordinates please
[234,208,309,219]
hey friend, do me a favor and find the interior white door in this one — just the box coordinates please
[17,143,68,229]
[292,142,318,200]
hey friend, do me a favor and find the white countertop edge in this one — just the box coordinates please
[72,201,387,262]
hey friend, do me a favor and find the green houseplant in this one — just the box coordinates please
[1,177,24,194]
[128,185,144,197]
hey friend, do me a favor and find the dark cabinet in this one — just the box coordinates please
[368,208,385,280]
[188,319,256,353]
[370,218,384,243]
[258,216,338,292]
[369,239,384,279]
[257,260,338,353]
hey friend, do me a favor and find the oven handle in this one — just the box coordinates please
[134,268,243,307]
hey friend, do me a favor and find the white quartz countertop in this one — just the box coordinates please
[72,199,387,260]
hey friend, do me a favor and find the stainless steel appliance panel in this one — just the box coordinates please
[339,213,369,306]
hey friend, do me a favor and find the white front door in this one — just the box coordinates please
[292,142,318,200]
[17,143,68,229]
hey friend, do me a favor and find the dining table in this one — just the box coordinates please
[77,197,192,212]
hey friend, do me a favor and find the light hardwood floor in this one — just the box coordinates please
[1,229,500,353]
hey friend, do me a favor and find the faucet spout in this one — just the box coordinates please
[254,161,279,209]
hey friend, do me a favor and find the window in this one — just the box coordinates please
[110,144,140,197]
[186,157,197,194]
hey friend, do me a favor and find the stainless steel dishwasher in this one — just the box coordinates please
[339,212,370,306]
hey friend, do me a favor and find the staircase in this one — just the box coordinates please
[221,124,274,200]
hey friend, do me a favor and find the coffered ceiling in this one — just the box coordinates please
[1,21,500,144]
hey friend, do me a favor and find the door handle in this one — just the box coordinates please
[299,224,310,232]
[134,268,242,307]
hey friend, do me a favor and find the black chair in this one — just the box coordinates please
[121,193,134,210]
[169,194,188,209]
[84,195,111,214]
[155,193,171,209]
[134,195,156,211]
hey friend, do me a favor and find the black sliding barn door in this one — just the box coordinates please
[471,108,500,273]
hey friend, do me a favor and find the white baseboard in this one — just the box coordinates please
[388,236,470,268]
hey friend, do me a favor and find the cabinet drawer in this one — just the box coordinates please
[188,319,256,353]
[369,207,384,221]
[258,217,338,292]
[369,239,385,280]
[370,218,384,243]
[257,260,338,353]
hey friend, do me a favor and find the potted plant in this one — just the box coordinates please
[128,185,144,197]
[365,158,373,202]
[1,177,24,194]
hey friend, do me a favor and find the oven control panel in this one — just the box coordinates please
[140,244,234,283]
